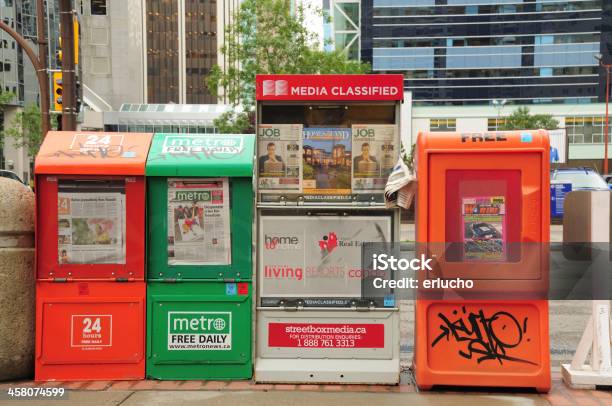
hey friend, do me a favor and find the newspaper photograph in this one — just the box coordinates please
[352,124,397,193]
[57,192,126,264]
[257,124,303,193]
[462,196,506,261]
[167,178,231,266]
[302,128,352,195]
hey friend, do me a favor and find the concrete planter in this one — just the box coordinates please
[0,178,35,380]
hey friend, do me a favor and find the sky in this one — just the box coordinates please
[300,0,325,49]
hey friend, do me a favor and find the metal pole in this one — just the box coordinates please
[605,65,610,174]
[59,0,76,130]
[36,0,49,137]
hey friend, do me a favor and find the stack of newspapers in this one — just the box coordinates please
[384,157,416,209]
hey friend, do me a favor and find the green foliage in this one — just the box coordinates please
[207,0,370,133]
[3,103,43,159]
[213,110,255,134]
[401,142,416,173]
[0,89,15,106]
[500,106,559,131]
[0,89,15,149]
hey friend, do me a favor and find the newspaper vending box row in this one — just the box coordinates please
[34,131,254,381]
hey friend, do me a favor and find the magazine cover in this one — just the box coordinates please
[462,196,506,261]
[351,124,397,193]
[167,178,231,266]
[302,127,352,195]
[257,124,303,193]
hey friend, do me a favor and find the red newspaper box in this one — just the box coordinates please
[414,130,550,392]
[34,131,152,381]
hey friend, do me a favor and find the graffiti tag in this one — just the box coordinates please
[147,147,246,162]
[431,306,536,365]
[46,143,138,159]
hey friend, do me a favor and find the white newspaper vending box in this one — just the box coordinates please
[254,74,404,384]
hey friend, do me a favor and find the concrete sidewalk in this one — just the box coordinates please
[1,370,610,405]
[25,391,547,406]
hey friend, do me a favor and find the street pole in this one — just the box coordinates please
[605,65,610,174]
[36,0,49,137]
[59,0,76,131]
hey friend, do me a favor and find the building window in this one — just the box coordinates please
[146,0,179,103]
[540,68,553,77]
[91,0,107,15]
[487,118,507,131]
[184,0,216,104]
[330,0,360,60]
[566,116,611,144]
[465,5,477,14]
[430,118,456,132]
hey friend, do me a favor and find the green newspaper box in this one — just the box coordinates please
[145,133,254,380]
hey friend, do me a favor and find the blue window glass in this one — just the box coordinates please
[540,68,553,77]
[373,0,433,6]
[373,47,435,70]
[535,35,555,46]
[446,46,522,69]
[534,43,598,67]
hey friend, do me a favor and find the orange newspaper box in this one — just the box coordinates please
[414,130,550,392]
[34,131,153,381]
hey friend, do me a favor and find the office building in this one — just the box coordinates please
[363,0,608,106]
[325,1,612,168]
[80,0,238,114]
[0,0,48,183]
[323,0,360,59]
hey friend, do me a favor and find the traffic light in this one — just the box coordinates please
[75,77,82,113]
[73,15,79,65]
[57,15,79,65]
[53,72,63,112]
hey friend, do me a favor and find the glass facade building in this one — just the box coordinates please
[146,0,217,104]
[362,0,612,106]
[0,0,40,106]
[324,0,361,59]
[146,0,180,103]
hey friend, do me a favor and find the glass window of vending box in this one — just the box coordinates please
[257,102,398,204]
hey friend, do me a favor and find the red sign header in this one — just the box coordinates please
[256,74,404,101]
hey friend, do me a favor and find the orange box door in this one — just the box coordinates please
[35,281,145,381]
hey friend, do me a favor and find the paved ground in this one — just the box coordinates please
[0,370,610,405]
